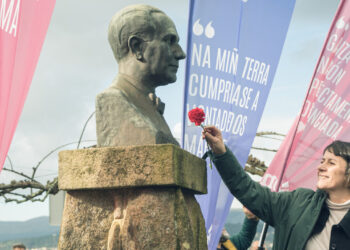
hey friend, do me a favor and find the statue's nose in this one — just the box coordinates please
[174,44,186,60]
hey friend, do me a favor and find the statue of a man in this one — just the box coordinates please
[96,5,186,147]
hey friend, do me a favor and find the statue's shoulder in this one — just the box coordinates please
[96,84,131,107]
[97,84,124,98]
[95,83,144,129]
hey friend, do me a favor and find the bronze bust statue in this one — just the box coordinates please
[96,4,186,147]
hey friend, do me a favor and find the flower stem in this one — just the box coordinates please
[200,124,212,169]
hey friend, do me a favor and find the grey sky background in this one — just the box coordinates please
[0,0,340,221]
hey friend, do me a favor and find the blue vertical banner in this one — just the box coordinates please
[182,0,296,248]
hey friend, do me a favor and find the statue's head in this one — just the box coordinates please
[108,5,186,86]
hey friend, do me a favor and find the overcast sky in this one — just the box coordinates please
[0,0,340,221]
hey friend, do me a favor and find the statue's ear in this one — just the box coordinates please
[128,36,144,61]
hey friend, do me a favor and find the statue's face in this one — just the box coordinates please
[142,13,186,86]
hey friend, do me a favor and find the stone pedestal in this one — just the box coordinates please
[58,144,208,250]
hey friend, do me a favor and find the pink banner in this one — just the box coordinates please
[262,0,350,192]
[0,0,56,172]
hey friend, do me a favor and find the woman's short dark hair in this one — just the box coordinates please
[324,140,350,174]
[12,243,26,249]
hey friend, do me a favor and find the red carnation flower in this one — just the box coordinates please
[188,108,206,126]
[188,107,212,168]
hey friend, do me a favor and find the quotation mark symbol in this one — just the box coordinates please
[205,22,215,38]
[193,19,204,36]
[193,19,215,38]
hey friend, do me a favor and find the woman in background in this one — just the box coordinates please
[217,207,260,250]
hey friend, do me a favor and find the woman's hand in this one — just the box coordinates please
[202,126,226,155]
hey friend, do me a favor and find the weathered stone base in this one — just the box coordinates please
[58,188,206,249]
[58,145,207,250]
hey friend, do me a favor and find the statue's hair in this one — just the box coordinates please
[108,5,164,62]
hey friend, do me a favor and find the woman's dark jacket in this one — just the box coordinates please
[212,148,350,250]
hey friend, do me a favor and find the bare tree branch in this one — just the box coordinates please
[0,141,93,203]
[0,180,45,190]
[0,178,58,203]
[0,111,98,203]
[6,155,14,170]
[256,131,285,137]
[244,154,268,177]
[251,146,278,153]
[2,167,39,183]
[77,111,95,149]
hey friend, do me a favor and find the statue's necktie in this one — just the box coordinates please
[148,93,165,115]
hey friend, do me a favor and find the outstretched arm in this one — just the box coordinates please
[202,126,296,226]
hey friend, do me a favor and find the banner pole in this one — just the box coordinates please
[258,223,268,249]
